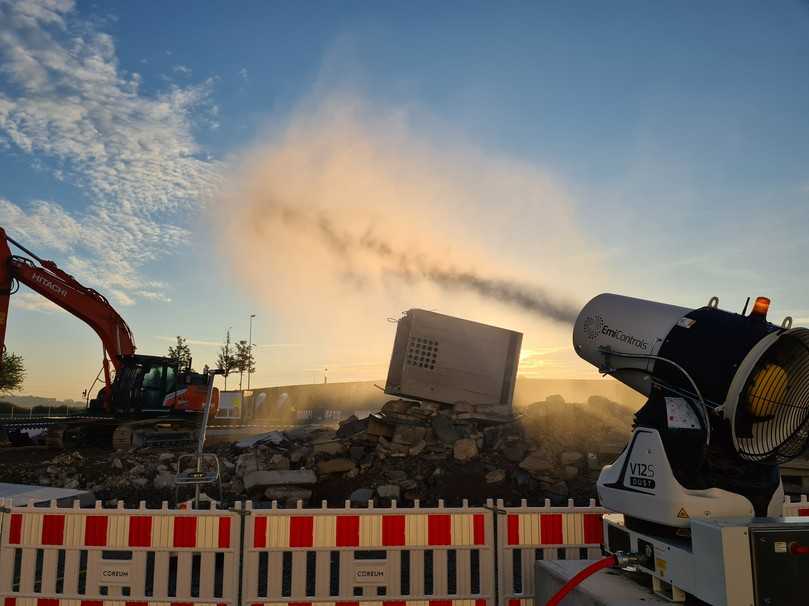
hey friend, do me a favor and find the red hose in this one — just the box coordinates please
[545,554,618,606]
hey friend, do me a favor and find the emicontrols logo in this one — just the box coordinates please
[582,315,649,350]
[583,315,604,340]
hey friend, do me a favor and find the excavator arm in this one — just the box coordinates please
[0,227,136,409]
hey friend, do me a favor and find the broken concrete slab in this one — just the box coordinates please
[243,469,317,491]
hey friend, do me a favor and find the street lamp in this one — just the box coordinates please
[248,313,256,390]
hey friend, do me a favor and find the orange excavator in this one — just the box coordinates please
[0,227,218,449]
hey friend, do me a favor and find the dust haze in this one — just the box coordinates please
[213,93,604,381]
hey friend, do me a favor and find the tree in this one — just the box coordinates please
[0,351,25,394]
[216,330,237,390]
[235,340,256,391]
[167,336,192,370]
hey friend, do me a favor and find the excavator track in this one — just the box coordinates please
[111,418,199,451]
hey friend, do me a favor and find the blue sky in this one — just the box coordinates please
[2,0,809,398]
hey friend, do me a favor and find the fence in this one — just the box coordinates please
[0,500,241,606]
[242,499,496,606]
[1,495,808,606]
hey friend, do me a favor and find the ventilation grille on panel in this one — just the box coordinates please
[406,336,439,371]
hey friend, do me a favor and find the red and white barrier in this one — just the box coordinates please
[0,500,240,606]
[242,499,496,606]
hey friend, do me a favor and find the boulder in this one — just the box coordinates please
[392,425,428,446]
[587,452,601,471]
[289,447,311,465]
[562,465,579,480]
[313,441,346,457]
[265,486,312,505]
[432,415,460,443]
[112,458,123,470]
[453,401,475,414]
[519,452,554,476]
[409,441,427,456]
[485,469,506,484]
[268,454,291,470]
[350,488,374,504]
[453,438,479,462]
[337,416,369,439]
[560,451,584,466]
[383,400,415,414]
[367,416,395,439]
[243,469,317,491]
[376,484,401,499]
[541,479,569,497]
[153,471,175,490]
[132,477,149,489]
[502,439,529,463]
[158,453,175,463]
[236,453,262,476]
[317,458,356,475]
[349,446,366,462]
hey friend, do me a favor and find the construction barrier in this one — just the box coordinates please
[242,499,496,606]
[0,499,241,606]
[783,494,809,516]
[494,499,605,606]
[3,494,809,606]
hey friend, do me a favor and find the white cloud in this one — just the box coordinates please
[0,0,222,302]
[173,64,191,76]
[11,291,64,313]
[239,67,248,82]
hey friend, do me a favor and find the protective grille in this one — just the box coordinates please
[735,328,809,463]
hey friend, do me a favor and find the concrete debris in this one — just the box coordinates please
[0,395,635,508]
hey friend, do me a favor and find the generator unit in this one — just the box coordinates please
[384,309,522,409]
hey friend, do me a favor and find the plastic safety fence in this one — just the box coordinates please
[783,495,809,516]
[241,499,496,606]
[0,500,241,606]
[494,499,606,606]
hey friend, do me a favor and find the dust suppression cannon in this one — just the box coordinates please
[572,293,809,605]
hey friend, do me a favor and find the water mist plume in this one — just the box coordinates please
[250,202,578,324]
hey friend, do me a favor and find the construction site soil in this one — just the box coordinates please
[0,397,634,508]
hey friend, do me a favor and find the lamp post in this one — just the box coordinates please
[247,313,256,390]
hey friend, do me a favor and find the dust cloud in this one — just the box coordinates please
[212,93,603,382]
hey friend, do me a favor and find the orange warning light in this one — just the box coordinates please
[751,296,770,318]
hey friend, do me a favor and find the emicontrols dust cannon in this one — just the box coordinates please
[572,293,809,605]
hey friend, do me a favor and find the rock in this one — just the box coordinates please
[409,441,427,456]
[432,415,460,443]
[367,416,395,439]
[112,458,123,470]
[289,447,311,465]
[546,394,566,406]
[453,401,475,414]
[485,469,506,484]
[392,425,428,446]
[519,452,554,476]
[132,477,149,488]
[243,469,317,491]
[376,484,401,499]
[453,438,479,462]
[350,488,374,504]
[235,431,285,449]
[587,453,601,471]
[560,451,584,466]
[385,469,408,482]
[236,453,261,477]
[265,486,312,505]
[337,416,369,439]
[129,464,146,476]
[46,466,59,476]
[313,441,345,457]
[383,400,415,414]
[400,479,419,491]
[541,479,569,497]
[64,478,80,489]
[153,471,175,490]
[349,446,366,462]
[158,453,175,463]
[157,464,168,472]
[562,465,579,480]
[222,458,236,471]
[268,454,290,470]
[317,458,356,475]
[502,439,529,463]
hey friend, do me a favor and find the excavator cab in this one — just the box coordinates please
[91,355,216,417]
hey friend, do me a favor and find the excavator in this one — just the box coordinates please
[0,226,218,449]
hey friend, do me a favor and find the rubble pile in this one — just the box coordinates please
[0,396,633,507]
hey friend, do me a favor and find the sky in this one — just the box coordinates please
[1,0,809,399]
